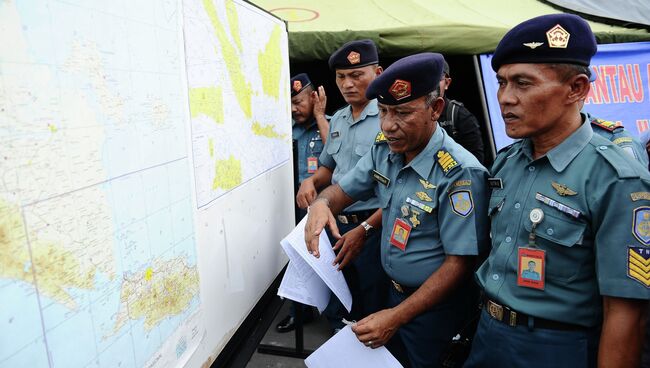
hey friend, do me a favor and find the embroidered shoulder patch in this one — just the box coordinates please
[374,131,388,144]
[449,190,474,217]
[436,150,459,175]
[628,246,650,287]
[633,206,650,246]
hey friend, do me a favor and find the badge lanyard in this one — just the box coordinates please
[517,208,546,290]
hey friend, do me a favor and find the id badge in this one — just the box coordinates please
[307,156,318,173]
[390,218,412,251]
[517,247,545,290]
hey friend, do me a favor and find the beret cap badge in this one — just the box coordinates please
[292,80,303,93]
[388,79,412,100]
[546,24,570,48]
[347,51,361,65]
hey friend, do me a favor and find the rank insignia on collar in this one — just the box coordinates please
[375,131,388,143]
[450,190,474,217]
[419,179,435,189]
[292,80,302,92]
[389,79,411,101]
[628,246,650,287]
[546,24,570,48]
[436,150,458,175]
[347,51,361,65]
[551,181,577,196]
[523,42,544,49]
[415,191,433,202]
[633,207,650,246]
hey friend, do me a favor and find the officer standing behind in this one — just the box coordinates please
[276,73,329,333]
[296,39,387,329]
[586,111,649,167]
[305,53,489,367]
[465,14,650,368]
[438,59,486,164]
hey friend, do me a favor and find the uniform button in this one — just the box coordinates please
[528,166,535,172]
[505,236,512,243]
[398,178,403,184]
[492,274,499,280]
[514,203,521,209]
[546,228,554,235]
[599,146,608,150]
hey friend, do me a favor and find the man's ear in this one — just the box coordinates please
[567,74,590,104]
[430,97,445,122]
[375,65,383,76]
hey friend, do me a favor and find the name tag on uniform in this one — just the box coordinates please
[517,247,545,290]
[331,131,340,138]
[390,218,411,251]
[307,157,318,173]
[372,170,390,186]
[488,178,503,189]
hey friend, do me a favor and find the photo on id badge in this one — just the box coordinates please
[517,247,545,290]
[390,218,411,251]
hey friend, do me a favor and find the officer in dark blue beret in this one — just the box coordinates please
[276,73,330,333]
[465,13,650,368]
[296,39,387,332]
[304,52,489,367]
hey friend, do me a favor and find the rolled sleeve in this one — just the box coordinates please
[337,146,378,202]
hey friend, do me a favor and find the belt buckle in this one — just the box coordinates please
[391,280,404,293]
[351,214,358,223]
[509,311,517,327]
[487,300,504,321]
[337,215,348,224]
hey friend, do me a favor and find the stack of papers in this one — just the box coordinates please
[305,326,403,368]
[278,217,352,313]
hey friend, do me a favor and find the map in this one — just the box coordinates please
[183,0,291,208]
[0,1,203,367]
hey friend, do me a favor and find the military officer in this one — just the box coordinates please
[465,14,650,368]
[296,39,387,329]
[305,52,489,367]
[276,73,329,333]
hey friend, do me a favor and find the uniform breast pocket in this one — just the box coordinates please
[488,195,505,232]
[354,144,371,157]
[524,212,587,283]
[326,138,342,155]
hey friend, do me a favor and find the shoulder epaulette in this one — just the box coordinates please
[594,142,639,179]
[591,118,621,132]
[436,149,460,176]
[497,142,517,155]
[374,131,388,144]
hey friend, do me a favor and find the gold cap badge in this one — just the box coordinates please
[389,79,411,100]
[546,24,570,48]
[347,51,361,64]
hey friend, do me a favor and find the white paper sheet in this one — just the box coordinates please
[304,325,404,368]
[278,244,331,312]
[278,216,352,312]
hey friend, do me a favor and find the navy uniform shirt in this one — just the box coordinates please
[587,112,649,167]
[338,126,490,286]
[292,118,324,183]
[319,100,381,212]
[476,116,650,327]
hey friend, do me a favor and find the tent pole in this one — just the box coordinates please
[473,55,497,160]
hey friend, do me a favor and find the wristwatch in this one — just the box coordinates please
[360,221,374,237]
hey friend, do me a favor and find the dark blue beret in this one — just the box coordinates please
[365,52,444,105]
[492,13,597,71]
[328,39,379,70]
[290,73,312,97]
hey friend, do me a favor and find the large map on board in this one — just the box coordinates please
[0,1,203,367]
[183,0,291,208]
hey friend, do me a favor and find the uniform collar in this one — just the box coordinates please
[521,114,592,172]
[389,123,444,179]
[340,99,378,125]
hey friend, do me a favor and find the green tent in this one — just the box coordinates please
[251,0,650,61]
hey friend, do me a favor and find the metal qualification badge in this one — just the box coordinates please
[517,208,546,290]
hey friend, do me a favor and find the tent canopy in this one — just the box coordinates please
[251,0,650,61]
